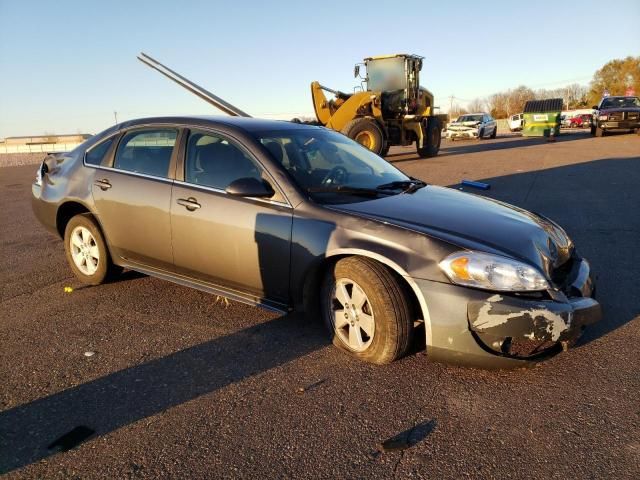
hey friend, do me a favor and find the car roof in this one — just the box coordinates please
[116,115,323,133]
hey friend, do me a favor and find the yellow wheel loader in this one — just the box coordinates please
[311,54,446,157]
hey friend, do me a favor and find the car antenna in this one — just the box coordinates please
[136,52,252,118]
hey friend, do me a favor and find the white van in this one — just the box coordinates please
[508,113,523,132]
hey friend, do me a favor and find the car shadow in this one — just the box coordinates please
[449,156,640,347]
[386,131,592,163]
[0,312,327,474]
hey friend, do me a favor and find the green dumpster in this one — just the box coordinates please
[522,98,563,137]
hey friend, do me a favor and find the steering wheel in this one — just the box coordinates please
[321,166,349,186]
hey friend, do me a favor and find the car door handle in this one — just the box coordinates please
[94,179,112,191]
[177,197,201,211]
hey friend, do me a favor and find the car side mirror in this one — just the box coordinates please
[592,105,598,110]
[225,177,275,198]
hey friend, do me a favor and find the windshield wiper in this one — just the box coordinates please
[375,179,427,193]
[307,185,392,197]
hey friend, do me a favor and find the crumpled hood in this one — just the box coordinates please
[331,185,573,277]
[447,121,480,131]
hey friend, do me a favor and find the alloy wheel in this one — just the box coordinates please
[329,278,375,352]
[69,226,99,275]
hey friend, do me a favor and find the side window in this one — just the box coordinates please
[114,129,177,178]
[85,136,115,166]
[185,131,262,190]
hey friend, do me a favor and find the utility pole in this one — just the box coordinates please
[448,95,455,119]
[113,111,119,124]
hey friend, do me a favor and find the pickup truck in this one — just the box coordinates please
[591,96,640,136]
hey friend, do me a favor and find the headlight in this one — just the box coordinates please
[439,251,549,291]
[598,114,608,120]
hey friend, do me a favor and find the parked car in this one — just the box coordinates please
[569,114,592,128]
[560,115,572,128]
[508,113,523,132]
[591,96,640,136]
[445,113,497,140]
[32,116,601,368]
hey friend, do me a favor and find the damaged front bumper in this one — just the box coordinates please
[417,257,601,368]
[445,127,479,139]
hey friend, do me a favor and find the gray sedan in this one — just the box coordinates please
[32,116,600,368]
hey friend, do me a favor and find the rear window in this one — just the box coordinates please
[114,129,177,178]
[85,136,115,166]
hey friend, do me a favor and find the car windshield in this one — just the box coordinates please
[457,115,483,122]
[253,127,413,203]
[600,97,640,109]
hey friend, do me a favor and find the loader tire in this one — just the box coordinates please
[380,143,390,157]
[342,118,385,155]
[416,119,441,158]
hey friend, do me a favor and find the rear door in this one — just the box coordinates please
[170,128,293,305]
[92,127,180,270]
[486,114,496,134]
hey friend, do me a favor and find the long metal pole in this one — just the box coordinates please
[137,52,251,117]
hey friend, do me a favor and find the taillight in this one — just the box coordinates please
[35,161,48,186]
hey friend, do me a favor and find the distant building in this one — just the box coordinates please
[0,133,92,146]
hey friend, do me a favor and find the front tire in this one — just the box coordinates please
[490,125,497,138]
[321,257,413,364]
[595,126,605,137]
[64,214,121,285]
[341,118,385,155]
[416,119,441,158]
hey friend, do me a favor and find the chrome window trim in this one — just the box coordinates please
[182,127,292,207]
[88,164,174,185]
[82,132,120,167]
[173,179,292,209]
[112,127,180,175]
[83,121,294,207]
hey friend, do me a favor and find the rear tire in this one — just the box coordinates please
[64,214,122,285]
[320,257,414,364]
[416,119,441,158]
[341,118,385,155]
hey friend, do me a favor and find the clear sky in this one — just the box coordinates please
[1,0,638,138]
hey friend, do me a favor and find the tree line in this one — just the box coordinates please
[450,56,639,119]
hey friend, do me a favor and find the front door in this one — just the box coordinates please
[170,129,292,305]
[92,128,178,270]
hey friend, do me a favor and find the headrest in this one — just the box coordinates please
[263,140,284,164]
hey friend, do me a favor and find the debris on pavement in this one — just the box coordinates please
[296,378,327,394]
[461,179,491,190]
[84,351,95,357]
[63,286,73,293]
[376,419,437,453]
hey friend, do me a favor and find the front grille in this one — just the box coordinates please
[627,112,639,120]
[551,256,575,287]
[608,112,624,121]
[501,337,558,358]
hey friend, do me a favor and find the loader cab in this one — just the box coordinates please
[360,54,423,118]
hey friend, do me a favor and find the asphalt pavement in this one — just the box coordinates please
[1,131,639,479]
